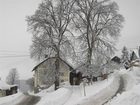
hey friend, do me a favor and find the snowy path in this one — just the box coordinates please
[34,72,125,105]
[105,67,140,105]
[63,86,83,105]
[69,73,121,105]
[116,76,125,94]
[36,88,72,105]
[15,93,40,105]
[102,75,125,105]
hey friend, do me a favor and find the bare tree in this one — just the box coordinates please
[27,0,75,90]
[72,0,124,73]
[6,68,19,85]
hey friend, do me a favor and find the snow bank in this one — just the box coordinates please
[106,84,140,105]
[36,88,72,105]
[0,92,25,105]
[35,72,121,105]
[106,67,140,105]
[34,85,55,97]
[119,69,137,91]
[63,77,116,105]
[73,72,120,105]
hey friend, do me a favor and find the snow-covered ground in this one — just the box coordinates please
[64,73,120,105]
[0,67,140,105]
[106,67,140,105]
[35,72,120,105]
[0,92,25,105]
[35,67,140,105]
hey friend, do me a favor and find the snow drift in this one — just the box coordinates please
[0,92,25,105]
[35,72,121,105]
[106,67,140,105]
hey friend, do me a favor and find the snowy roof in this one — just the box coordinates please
[115,48,140,60]
[131,49,140,58]
[32,57,74,71]
[0,81,11,90]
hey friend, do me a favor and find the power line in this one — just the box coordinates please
[0,50,29,53]
[0,49,30,58]
[0,55,30,58]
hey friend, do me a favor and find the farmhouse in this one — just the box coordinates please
[32,57,74,92]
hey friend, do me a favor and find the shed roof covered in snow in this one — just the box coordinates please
[32,57,74,71]
[131,49,140,59]
[0,81,11,90]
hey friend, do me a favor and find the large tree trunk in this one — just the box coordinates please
[87,48,92,65]
[54,58,60,90]
[86,48,92,75]
[86,14,92,66]
[54,51,60,90]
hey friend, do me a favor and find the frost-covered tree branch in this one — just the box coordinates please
[27,0,76,90]
[27,0,76,60]
[72,0,124,69]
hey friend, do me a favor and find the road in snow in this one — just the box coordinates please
[15,93,40,105]
[102,75,125,105]
[6,72,124,105]
[0,72,125,105]
[0,92,25,105]
[63,72,122,105]
[73,73,121,105]
[1,69,140,105]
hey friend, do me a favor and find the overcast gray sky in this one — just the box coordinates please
[0,0,41,52]
[0,0,41,80]
[0,0,139,80]
[117,0,140,49]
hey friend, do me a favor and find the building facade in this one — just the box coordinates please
[32,57,73,92]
